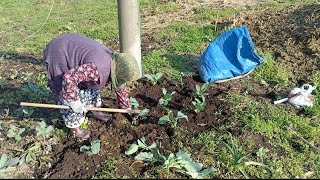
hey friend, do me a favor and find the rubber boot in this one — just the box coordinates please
[71,127,90,139]
[91,111,113,122]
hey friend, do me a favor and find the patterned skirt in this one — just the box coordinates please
[58,88,101,128]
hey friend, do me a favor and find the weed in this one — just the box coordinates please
[80,117,90,130]
[218,133,271,178]
[18,142,52,168]
[20,72,33,83]
[35,73,48,87]
[252,51,291,86]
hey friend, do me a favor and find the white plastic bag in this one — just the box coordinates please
[273,84,317,109]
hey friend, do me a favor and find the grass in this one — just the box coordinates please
[1,0,319,179]
[0,0,118,56]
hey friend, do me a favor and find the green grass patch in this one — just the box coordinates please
[155,22,220,54]
[193,7,239,22]
[225,92,320,178]
[142,49,197,80]
[252,51,292,86]
[304,71,320,117]
[0,0,118,55]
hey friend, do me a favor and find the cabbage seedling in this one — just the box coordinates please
[192,96,206,113]
[80,140,101,156]
[158,110,188,128]
[159,88,175,106]
[129,97,150,118]
[0,154,19,178]
[144,72,164,85]
[125,137,165,163]
[35,121,54,141]
[193,83,209,99]
[7,125,25,141]
[164,150,216,179]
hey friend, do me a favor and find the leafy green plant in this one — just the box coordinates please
[144,72,164,85]
[129,97,150,118]
[159,88,176,106]
[164,150,216,179]
[21,72,33,82]
[36,121,54,140]
[125,137,165,163]
[158,110,188,128]
[218,133,271,178]
[21,81,50,100]
[18,142,52,167]
[35,73,48,87]
[22,108,34,118]
[193,83,209,99]
[192,96,206,113]
[7,125,25,141]
[0,154,19,178]
[80,140,101,156]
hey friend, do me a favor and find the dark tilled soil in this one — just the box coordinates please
[237,3,320,82]
[35,75,241,179]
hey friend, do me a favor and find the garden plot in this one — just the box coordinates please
[0,1,319,179]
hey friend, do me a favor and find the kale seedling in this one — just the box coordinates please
[80,140,101,156]
[144,72,164,85]
[159,88,175,106]
[158,110,188,128]
[7,125,25,141]
[164,150,216,179]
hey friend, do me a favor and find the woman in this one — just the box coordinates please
[43,33,140,139]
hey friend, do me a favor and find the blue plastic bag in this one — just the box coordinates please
[197,25,263,83]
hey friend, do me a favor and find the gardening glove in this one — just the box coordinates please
[68,99,88,114]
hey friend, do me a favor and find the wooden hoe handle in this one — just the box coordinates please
[20,102,140,114]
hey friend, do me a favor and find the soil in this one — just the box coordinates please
[1,1,319,179]
[34,75,238,179]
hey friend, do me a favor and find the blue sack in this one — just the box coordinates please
[197,25,263,83]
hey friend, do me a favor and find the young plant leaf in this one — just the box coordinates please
[129,97,139,108]
[125,143,139,155]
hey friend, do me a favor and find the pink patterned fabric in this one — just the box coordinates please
[61,63,99,101]
[61,62,131,109]
[116,86,131,109]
